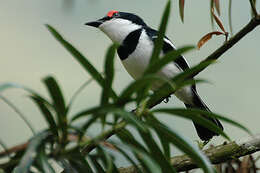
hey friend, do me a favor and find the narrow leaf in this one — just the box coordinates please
[118,75,170,104]
[89,155,105,173]
[46,24,118,100]
[96,147,114,173]
[211,8,226,33]
[138,129,177,173]
[59,159,78,173]
[152,108,229,140]
[30,96,58,137]
[0,82,52,108]
[43,76,66,116]
[43,76,67,144]
[68,158,94,173]
[0,139,10,158]
[197,31,224,49]
[154,108,251,135]
[146,117,215,173]
[228,0,233,35]
[13,131,50,173]
[130,146,162,173]
[0,95,36,135]
[113,145,142,173]
[179,0,185,22]
[214,0,220,15]
[145,46,194,74]
[36,149,55,173]
[150,0,171,64]
[210,0,214,28]
[101,44,117,105]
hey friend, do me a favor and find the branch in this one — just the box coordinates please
[191,15,260,78]
[118,134,260,173]
[250,0,258,17]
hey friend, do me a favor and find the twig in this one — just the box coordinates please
[0,142,28,157]
[118,134,260,173]
[191,15,260,78]
[250,0,258,17]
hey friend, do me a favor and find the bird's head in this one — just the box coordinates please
[85,11,146,44]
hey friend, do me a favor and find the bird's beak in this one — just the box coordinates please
[85,19,103,28]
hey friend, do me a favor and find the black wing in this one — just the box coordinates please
[144,27,190,71]
[144,27,197,91]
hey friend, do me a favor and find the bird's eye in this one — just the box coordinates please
[113,12,119,17]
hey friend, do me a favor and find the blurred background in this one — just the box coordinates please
[0,0,260,167]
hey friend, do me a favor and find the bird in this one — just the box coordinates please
[85,10,224,141]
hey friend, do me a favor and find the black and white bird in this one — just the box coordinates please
[85,10,223,141]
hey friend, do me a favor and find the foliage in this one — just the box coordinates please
[0,0,259,172]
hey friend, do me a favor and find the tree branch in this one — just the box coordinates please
[250,0,258,17]
[118,134,260,173]
[191,15,260,78]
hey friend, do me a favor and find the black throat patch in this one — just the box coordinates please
[117,28,143,60]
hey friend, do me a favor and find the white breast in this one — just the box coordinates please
[121,30,194,104]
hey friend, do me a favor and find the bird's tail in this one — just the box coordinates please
[185,91,224,141]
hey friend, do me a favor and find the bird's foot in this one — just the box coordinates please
[195,140,210,150]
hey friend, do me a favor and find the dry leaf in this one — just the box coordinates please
[197,31,224,49]
[214,0,220,15]
[211,8,226,33]
[179,0,185,22]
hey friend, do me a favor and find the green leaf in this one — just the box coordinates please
[0,83,34,93]
[73,106,146,131]
[154,108,251,135]
[149,0,171,64]
[100,44,117,127]
[128,145,162,173]
[43,76,66,116]
[72,106,102,121]
[138,129,177,173]
[146,117,215,173]
[145,46,194,75]
[89,155,105,173]
[101,44,117,105]
[113,145,142,173]
[96,147,115,173]
[59,159,78,173]
[13,131,50,173]
[110,108,147,131]
[43,76,68,145]
[30,95,58,137]
[147,78,206,109]
[152,108,230,140]
[0,82,53,108]
[116,129,148,153]
[155,128,171,160]
[36,149,55,173]
[0,95,36,135]
[68,156,94,173]
[46,24,118,100]
[0,138,10,159]
[118,75,170,105]
[146,59,214,109]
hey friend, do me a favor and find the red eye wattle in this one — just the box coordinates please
[107,10,119,17]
